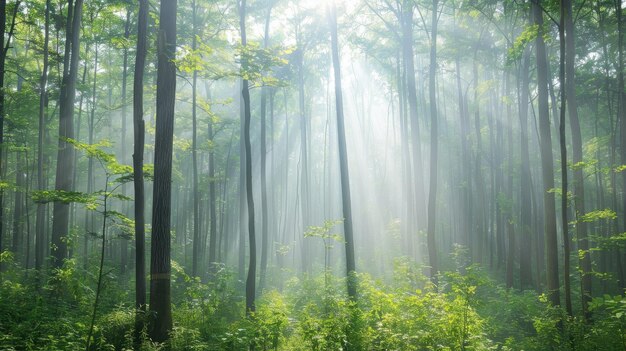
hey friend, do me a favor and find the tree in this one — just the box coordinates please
[401,0,426,242]
[558,0,572,315]
[239,0,257,316]
[328,0,356,300]
[534,0,560,307]
[191,0,201,278]
[35,0,51,272]
[51,0,84,268]
[258,0,274,294]
[518,43,533,289]
[149,0,177,342]
[427,0,440,280]
[133,0,148,343]
[0,0,20,262]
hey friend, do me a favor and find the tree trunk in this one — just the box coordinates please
[36,0,51,272]
[51,0,83,268]
[120,8,131,275]
[149,0,177,342]
[427,0,439,280]
[328,1,356,300]
[12,151,24,260]
[558,0,572,315]
[616,0,626,294]
[191,0,201,278]
[133,0,148,344]
[518,44,533,289]
[0,0,19,261]
[401,0,426,236]
[258,3,272,294]
[239,0,257,317]
[207,85,218,272]
[534,0,560,307]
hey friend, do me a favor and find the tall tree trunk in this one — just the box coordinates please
[328,1,356,300]
[120,9,131,275]
[616,0,626,293]
[519,44,533,289]
[238,78,246,282]
[398,53,415,256]
[239,0,257,317]
[401,0,426,236]
[558,1,572,315]
[427,0,439,279]
[455,54,472,252]
[473,59,485,264]
[36,0,51,272]
[149,0,177,342]
[505,71,515,289]
[51,0,83,268]
[191,0,201,278]
[259,3,273,294]
[534,0,561,307]
[133,0,148,344]
[573,62,591,311]
[0,0,19,262]
[296,34,310,274]
[85,42,98,266]
[12,152,24,260]
[207,84,218,272]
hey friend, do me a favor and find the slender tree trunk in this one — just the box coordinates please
[427,0,439,279]
[120,9,131,275]
[563,0,592,320]
[239,0,257,318]
[402,0,426,236]
[519,44,533,289]
[259,3,273,294]
[328,1,356,300]
[51,0,83,268]
[12,152,24,261]
[534,0,561,307]
[238,78,246,282]
[455,55,471,252]
[36,0,51,271]
[616,0,626,294]
[133,0,148,345]
[207,85,218,272]
[473,59,485,264]
[191,0,200,278]
[558,1,573,315]
[398,53,415,256]
[505,71,515,289]
[0,0,19,263]
[85,42,98,265]
[149,0,177,342]
[296,36,310,274]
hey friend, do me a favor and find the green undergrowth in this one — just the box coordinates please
[1,256,625,350]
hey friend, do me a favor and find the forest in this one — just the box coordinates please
[1,0,626,349]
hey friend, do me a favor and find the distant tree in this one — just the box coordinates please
[427,0,440,280]
[258,0,274,294]
[518,40,533,289]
